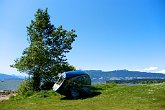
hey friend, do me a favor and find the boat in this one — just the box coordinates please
[53,70,91,99]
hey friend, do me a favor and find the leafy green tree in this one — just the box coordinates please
[11,8,77,91]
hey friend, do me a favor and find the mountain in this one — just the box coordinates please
[1,70,165,84]
[86,70,165,84]
[0,73,23,80]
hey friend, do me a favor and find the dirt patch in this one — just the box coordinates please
[0,94,16,101]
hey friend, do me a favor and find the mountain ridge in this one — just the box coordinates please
[86,70,165,84]
[0,73,23,80]
[1,70,165,82]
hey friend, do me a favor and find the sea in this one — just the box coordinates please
[0,80,23,90]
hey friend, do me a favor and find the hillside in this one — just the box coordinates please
[0,83,165,110]
[0,73,23,80]
[87,70,165,84]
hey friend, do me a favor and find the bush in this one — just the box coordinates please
[16,79,33,96]
[29,90,60,98]
[31,90,49,98]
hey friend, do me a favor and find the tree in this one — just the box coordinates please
[11,8,77,91]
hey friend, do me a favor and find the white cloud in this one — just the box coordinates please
[157,70,165,74]
[133,66,165,74]
[144,66,159,71]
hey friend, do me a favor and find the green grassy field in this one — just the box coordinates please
[0,83,165,110]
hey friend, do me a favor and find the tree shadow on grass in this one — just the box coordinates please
[61,91,101,100]
[61,86,102,100]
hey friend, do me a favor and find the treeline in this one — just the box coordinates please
[107,79,165,84]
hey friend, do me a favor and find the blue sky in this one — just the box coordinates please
[0,0,165,75]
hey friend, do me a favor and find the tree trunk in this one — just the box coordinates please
[32,72,41,91]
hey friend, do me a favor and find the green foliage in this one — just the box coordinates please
[11,8,77,91]
[16,79,33,95]
[29,90,60,98]
[10,90,60,101]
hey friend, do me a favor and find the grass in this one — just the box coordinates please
[0,83,165,110]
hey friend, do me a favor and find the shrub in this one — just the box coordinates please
[32,90,49,98]
[29,90,60,98]
[16,79,33,95]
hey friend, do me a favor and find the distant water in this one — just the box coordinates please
[0,80,23,90]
